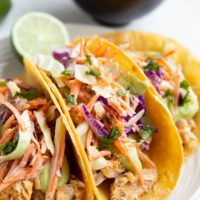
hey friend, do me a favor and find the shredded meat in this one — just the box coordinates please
[0,180,33,200]
[110,169,157,200]
[31,190,44,200]
[56,178,85,200]
[176,118,198,152]
[102,160,125,179]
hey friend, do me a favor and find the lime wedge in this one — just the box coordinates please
[11,12,69,59]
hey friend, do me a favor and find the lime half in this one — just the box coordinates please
[11,12,69,59]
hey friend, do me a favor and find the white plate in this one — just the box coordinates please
[0,23,200,200]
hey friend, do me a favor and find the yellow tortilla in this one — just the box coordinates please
[24,59,94,200]
[24,37,183,200]
[102,31,200,156]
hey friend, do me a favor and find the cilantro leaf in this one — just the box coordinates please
[99,126,121,145]
[140,126,155,140]
[143,60,160,71]
[84,55,92,66]
[65,88,76,105]
[0,81,7,87]
[2,139,18,155]
[16,90,38,100]
[180,80,189,90]
[86,69,101,78]
[61,69,73,78]
[117,90,126,96]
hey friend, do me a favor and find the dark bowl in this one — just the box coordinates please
[74,0,164,26]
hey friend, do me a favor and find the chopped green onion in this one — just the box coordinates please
[117,90,126,96]
[86,69,101,78]
[61,69,73,78]
[0,81,7,87]
[16,90,38,100]
[65,88,76,105]
[84,55,92,66]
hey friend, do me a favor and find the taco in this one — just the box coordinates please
[102,31,200,155]
[24,36,183,200]
[0,77,92,200]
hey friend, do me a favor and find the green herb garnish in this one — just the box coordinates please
[143,60,160,71]
[98,126,121,152]
[1,139,18,155]
[86,69,101,78]
[180,80,189,90]
[16,90,38,100]
[99,126,121,145]
[117,90,126,96]
[61,69,73,78]
[140,126,155,140]
[84,55,92,66]
[0,81,7,87]
[65,88,76,105]
[179,80,190,106]
[164,89,175,108]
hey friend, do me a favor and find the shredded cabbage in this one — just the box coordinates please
[76,121,89,148]
[0,110,32,162]
[34,54,64,78]
[75,64,97,85]
[7,81,21,96]
[34,111,54,155]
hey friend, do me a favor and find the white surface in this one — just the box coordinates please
[1,23,200,200]
[1,0,200,57]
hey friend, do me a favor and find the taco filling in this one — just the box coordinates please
[0,78,85,200]
[32,39,159,199]
[129,50,199,152]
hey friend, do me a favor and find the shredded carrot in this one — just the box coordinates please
[2,115,16,132]
[137,149,156,169]
[19,144,35,168]
[163,49,175,58]
[0,98,25,131]
[39,100,52,112]
[113,140,144,186]
[117,97,134,116]
[87,94,99,112]
[109,99,126,116]
[156,57,173,77]
[86,35,98,47]
[0,162,8,181]
[79,38,85,57]
[28,98,47,108]
[46,121,66,199]
[69,80,81,99]
[4,160,20,180]
[0,127,17,145]
[0,87,9,94]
